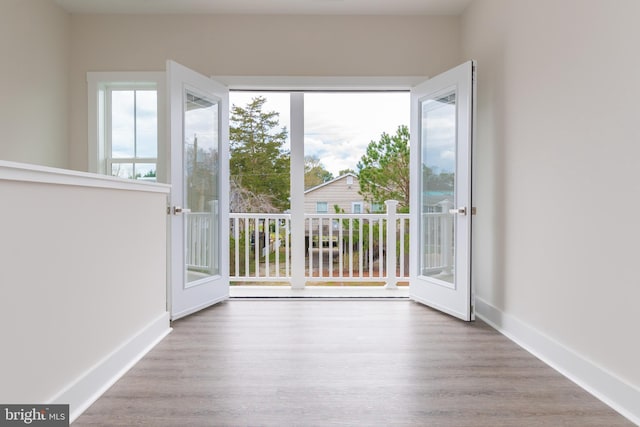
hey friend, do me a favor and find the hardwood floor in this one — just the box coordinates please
[74,300,633,426]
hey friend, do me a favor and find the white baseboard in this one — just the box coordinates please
[49,312,172,423]
[475,298,640,426]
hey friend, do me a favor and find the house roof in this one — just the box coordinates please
[304,173,358,194]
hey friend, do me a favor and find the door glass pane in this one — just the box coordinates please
[420,90,456,284]
[184,90,220,284]
[111,90,135,158]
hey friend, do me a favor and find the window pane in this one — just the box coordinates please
[111,90,135,158]
[135,163,156,181]
[136,90,158,158]
[98,89,105,166]
[111,163,134,179]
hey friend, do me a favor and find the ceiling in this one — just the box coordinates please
[54,0,473,16]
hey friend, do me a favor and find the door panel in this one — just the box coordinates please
[168,60,229,320]
[409,61,475,321]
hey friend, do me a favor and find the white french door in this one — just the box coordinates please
[409,61,476,321]
[167,60,230,320]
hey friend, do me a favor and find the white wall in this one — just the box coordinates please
[0,162,170,419]
[0,0,69,168]
[68,13,461,171]
[462,0,640,400]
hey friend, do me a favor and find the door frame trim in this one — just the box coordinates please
[212,76,427,91]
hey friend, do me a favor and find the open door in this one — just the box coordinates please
[167,60,230,320]
[409,61,475,321]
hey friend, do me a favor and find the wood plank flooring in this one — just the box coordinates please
[74,300,633,426]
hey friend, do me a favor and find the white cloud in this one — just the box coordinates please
[441,150,455,160]
[305,93,409,175]
[185,104,218,152]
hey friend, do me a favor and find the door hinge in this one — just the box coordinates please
[471,207,477,216]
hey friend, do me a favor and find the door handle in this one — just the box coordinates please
[172,206,191,215]
[448,207,467,216]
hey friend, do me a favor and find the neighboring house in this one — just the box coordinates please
[304,173,381,214]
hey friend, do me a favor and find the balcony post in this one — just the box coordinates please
[290,92,305,289]
[384,200,399,289]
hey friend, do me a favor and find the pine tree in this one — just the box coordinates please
[230,97,290,212]
[357,125,411,212]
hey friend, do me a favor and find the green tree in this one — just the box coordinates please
[338,168,355,176]
[304,155,333,189]
[230,96,290,212]
[356,125,410,211]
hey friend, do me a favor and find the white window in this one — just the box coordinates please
[346,175,354,185]
[316,202,328,213]
[88,72,165,181]
[107,88,158,180]
[352,202,363,214]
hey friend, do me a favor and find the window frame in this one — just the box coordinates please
[106,86,158,180]
[316,201,328,213]
[352,202,363,214]
[87,72,166,182]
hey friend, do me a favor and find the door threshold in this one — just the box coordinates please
[229,285,410,299]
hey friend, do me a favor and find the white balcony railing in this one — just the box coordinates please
[185,200,455,286]
[304,210,410,284]
[229,213,291,281]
